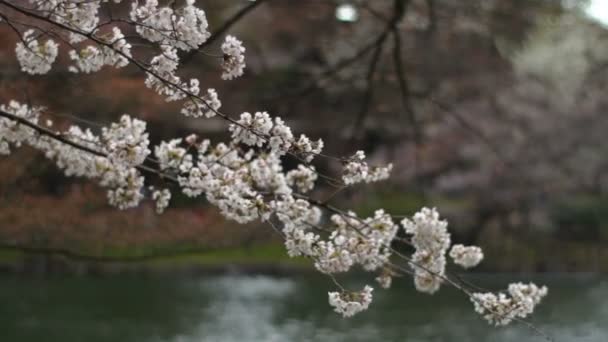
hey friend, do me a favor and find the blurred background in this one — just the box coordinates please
[1,0,608,340]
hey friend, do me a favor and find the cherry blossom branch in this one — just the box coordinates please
[0,108,177,183]
[0,0,552,333]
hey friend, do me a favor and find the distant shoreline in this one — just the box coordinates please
[0,257,315,277]
[1,242,606,275]
[0,243,317,276]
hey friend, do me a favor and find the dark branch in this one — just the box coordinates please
[181,0,267,64]
[392,28,422,145]
[348,40,386,143]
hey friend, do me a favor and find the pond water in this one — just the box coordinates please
[1,273,606,342]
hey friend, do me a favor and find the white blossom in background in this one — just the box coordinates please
[472,283,548,326]
[155,139,187,171]
[249,153,292,195]
[181,88,221,118]
[0,102,147,210]
[185,134,198,145]
[286,165,317,193]
[28,0,104,44]
[15,30,58,75]
[358,210,399,271]
[314,209,398,274]
[151,187,171,214]
[230,112,272,147]
[284,228,320,257]
[102,114,150,168]
[145,46,190,102]
[402,207,451,294]
[0,101,41,154]
[328,286,374,317]
[57,126,103,178]
[269,117,294,154]
[271,195,322,256]
[343,150,393,185]
[69,27,131,73]
[221,35,246,80]
[367,164,394,182]
[293,134,324,162]
[449,244,484,269]
[375,272,393,289]
[106,167,145,210]
[343,151,369,184]
[130,0,210,50]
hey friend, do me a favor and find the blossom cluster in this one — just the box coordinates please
[375,270,394,289]
[130,0,210,51]
[226,111,327,163]
[328,286,374,318]
[1,101,148,211]
[286,165,317,193]
[0,101,42,154]
[28,0,107,44]
[471,283,548,326]
[22,1,128,74]
[401,207,451,294]
[230,112,273,147]
[102,114,150,167]
[151,187,171,214]
[314,210,399,274]
[69,27,131,73]
[343,151,393,185]
[221,35,246,80]
[15,30,59,74]
[148,129,396,288]
[449,244,484,269]
[0,98,542,323]
[181,89,221,119]
[16,0,246,110]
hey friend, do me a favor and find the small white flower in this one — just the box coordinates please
[342,150,392,185]
[130,0,210,50]
[69,27,131,73]
[221,35,246,80]
[286,165,317,193]
[229,112,272,147]
[102,114,150,168]
[155,139,186,171]
[449,244,484,269]
[328,286,374,317]
[151,187,171,214]
[181,88,221,118]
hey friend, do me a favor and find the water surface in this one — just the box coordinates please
[1,273,605,341]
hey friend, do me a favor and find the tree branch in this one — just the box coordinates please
[392,28,422,145]
[0,109,177,183]
[181,0,267,64]
[348,38,386,143]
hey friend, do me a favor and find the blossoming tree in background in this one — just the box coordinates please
[0,0,550,332]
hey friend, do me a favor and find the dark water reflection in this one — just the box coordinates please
[1,274,606,341]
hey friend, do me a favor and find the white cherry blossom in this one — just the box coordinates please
[328,286,374,317]
[15,30,58,75]
[449,244,484,269]
[221,35,246,80]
